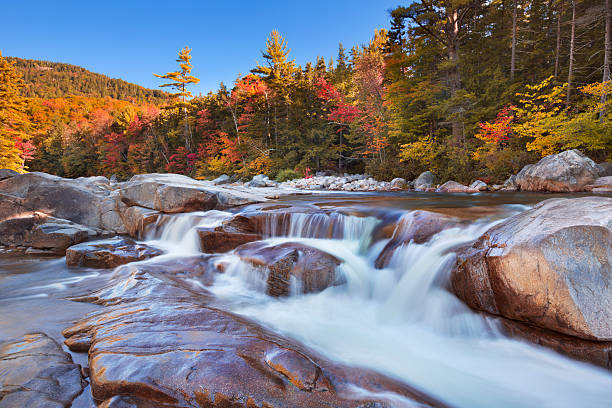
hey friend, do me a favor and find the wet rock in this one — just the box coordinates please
[212,174,231,185]
[375,211,459,268]
[451,197,612,341]
[515,149,603,192]
[66,237,163,268]
[0,213,99,255]
[499,318,612,369]
[62,269,438,408]
[0,169,19,181]
[235,241,341,296]
[435,181,478,193]
[119,205,161,238]
[0,333,84,408]
[390,178,407,190]
[469,180,488,191]
[414,171,435,190]
[197,224,261,254]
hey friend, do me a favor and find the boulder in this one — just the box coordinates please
[435,180,478,193]
[119,206,160,238]
[66,237,163,268]
[515,150,603,192]
[469,180,488,191]
[390,178,407,189]
[197,222,261,254]
[0,169,19,181]
[120,173,218,213]
[0,333,84,407]
[62,266,440,408]
[451,197,612,341]
[235,241,341,296]
[248,174,273,187]
[0,213,99,255]
[375,210,459,268]
[503,174,518,190]
[0,172,119,230]
[212,174,231,185]
[414,171,435,190]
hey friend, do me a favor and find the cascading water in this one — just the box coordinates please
[149,205,612,408]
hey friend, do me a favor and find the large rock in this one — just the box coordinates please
[390,178,407,189]
[120,173,218,213]
[62,264,440,407]
[451,197,612,341]
[0,213,99,255]
[435,180,478,193]
[0,172,128,234]
[469,180,488,191]
[66,237,163,268]
[515,150,603,192]
[197,216,261,253]
[0,333,84,408]
[375,210,459,268]
[212,174,231,185]
[235,241,341,296]
[0,169,19,181]
[119,205,161,238]
[414,171,435,190]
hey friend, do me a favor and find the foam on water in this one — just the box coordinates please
[149,206,612,408]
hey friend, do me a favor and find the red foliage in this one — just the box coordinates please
[477,105,515,144]
[14,137,36,161]
[166,146,199,175]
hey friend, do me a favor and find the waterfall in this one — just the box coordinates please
[146,206,612,408]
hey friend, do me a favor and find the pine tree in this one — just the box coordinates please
[154,46,200,150]
[0,51,30,172]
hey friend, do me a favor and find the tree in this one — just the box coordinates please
[0,51,33,172]
[601,0,611,121]
[511,0,518,80]
[566,0,576,107]
[154,46,200,150]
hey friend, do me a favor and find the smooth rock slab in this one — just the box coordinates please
[66,237,163,268]
[435,181,478,193]
[0,213,99,255]
[0,333,84,408]
[451,197,612,341]
[62,267,441,407]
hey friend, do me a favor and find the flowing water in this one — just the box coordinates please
[2,191,611,407]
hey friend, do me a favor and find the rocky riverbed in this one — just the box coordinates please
[1,157,612,407]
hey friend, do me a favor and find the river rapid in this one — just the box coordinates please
[1,191,611,407]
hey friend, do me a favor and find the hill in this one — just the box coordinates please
[8,57,169,103]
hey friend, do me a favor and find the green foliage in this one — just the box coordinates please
[8,57,169,103]
[275,168,301,182]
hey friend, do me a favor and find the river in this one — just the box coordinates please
[1,191,611,407]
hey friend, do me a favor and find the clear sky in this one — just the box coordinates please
[2,0,402,95]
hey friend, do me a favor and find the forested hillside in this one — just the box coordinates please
[7,57,168,103]
[1,1,610,182]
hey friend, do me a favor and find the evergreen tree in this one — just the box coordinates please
[154,46,200,150]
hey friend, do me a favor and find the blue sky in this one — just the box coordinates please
[2,0,402,95]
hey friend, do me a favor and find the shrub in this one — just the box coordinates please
[275,168,301,182]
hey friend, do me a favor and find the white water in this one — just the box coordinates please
[150,207,612,408]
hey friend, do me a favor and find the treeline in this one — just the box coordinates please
[8,57,169,103]
[1,1,610,182]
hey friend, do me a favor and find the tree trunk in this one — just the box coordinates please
[511,0,518,80]
[554,0,563,78]
[601,0,611,122]
[566,0,576,107]
[448,9,463,145]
